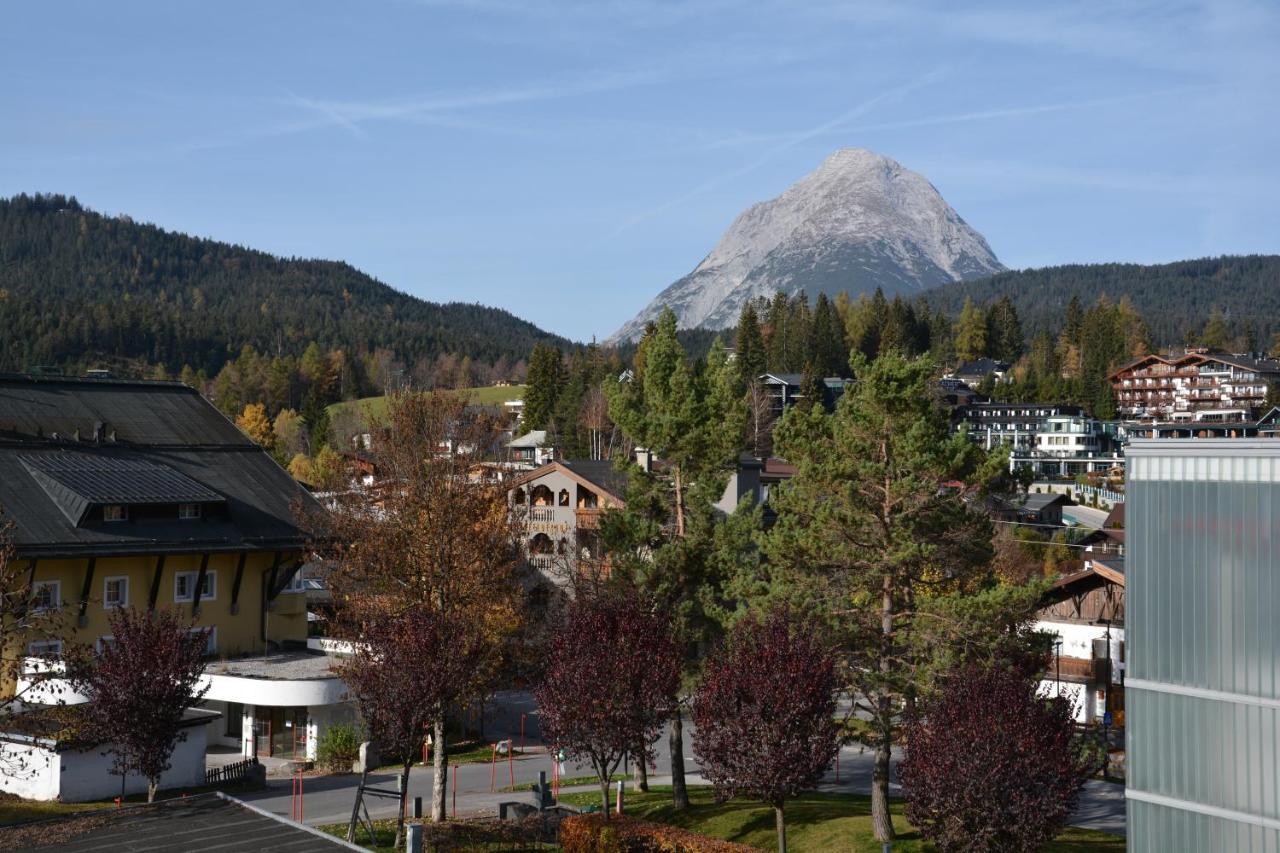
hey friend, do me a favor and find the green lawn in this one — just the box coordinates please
[374,739,526,773]
[328,385,525,424]
[558,786,1124,852]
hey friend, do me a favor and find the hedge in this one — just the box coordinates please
[559,814,758,853]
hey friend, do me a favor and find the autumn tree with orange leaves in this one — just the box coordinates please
[315,391,524,828]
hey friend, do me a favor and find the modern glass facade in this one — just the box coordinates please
[1127,440,1280,851]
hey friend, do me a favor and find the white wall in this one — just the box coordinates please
[305,703,359,762]
[1036,620,1125,676]
[0,724,209,802]
[1038,680,1090,723]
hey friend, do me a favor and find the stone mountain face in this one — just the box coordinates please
[611,148,1003,341]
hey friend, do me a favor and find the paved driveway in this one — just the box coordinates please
[236,691,1125,837]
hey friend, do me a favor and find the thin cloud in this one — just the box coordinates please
[610,68,948,236]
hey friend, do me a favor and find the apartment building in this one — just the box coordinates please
[0,374,353,770]
[1125,439,1280,850]
[1110,350,1280,421]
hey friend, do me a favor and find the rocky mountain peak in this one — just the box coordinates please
[610,149,1003,342]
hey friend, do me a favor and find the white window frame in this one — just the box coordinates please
[27,639,63,657]
[102,504,128,522]
[32,580,60,612]
[96,635,117,654]
[178,503,202,520]
[103,576,129,609]
[174,570,216,603]
[280,567,307,594]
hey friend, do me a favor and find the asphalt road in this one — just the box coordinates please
[1064,504,1110,529]
[235,690,1126,837]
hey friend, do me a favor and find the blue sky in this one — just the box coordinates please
[3,1,1277,342]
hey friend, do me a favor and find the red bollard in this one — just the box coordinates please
[114,797,121,810]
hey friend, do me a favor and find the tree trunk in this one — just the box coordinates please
[775,803,787,853]
[673,466,685,537]
[393,762,411,850]
[634,749,649,792]
[872,572,895,843]
[670,711,689,811]
[600,776,611,820]
[147,779,156,804]
[431,717,448,822]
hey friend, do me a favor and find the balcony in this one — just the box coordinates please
[576,508,602,530]
[1054,655,1100,682]
[528,507,556,523]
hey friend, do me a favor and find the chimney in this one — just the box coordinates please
[635,447,652,473]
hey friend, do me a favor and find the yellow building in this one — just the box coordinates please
[0,374,351,762]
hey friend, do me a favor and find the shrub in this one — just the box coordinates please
[899,663,1097,852]
[316,722,362,772]
[559,814,757,853]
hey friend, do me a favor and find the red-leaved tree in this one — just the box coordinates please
[691,606,841,853]
[68,607,209,803]
[340,604,483,849]
[899,663,1097,853]
[534,588,680,819]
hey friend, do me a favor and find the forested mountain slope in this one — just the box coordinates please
[0,193,569,375]
[924,256,1280,346]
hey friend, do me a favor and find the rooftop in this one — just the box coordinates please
[559,459,630,500]
[0,375,319,557]
[211,650,343,681]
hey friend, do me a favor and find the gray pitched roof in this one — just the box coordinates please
[560,459,630,500]
[0,375,318,558]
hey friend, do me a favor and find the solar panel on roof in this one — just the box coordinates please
[20,451,224,505]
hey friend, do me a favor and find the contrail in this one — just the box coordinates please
[610,67,947,236]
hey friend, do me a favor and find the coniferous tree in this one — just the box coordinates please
[605,310,754,811]
[987,296,1024,362]
[809,294,848,377]
[1201,308,1231,350]
[954,297,989,362]
[522,344,565,432]
[765,352,1028,843]
[735,303,767,386]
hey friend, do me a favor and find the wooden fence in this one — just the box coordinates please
[206,756,260,786]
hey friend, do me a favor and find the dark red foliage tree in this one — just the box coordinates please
[691,607,841,853]
[68,607,209,803]
[899,663,1097,853]
[340,604,483,849]
[534,588,680,819]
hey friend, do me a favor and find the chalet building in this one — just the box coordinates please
[1109,349,1280,421]
[947,358,1010,387]
[1036,556,1125,730]
[507,430,554,468]
[509,459,628,579]
[758,373,851,415]
[715,455,797,525]
[0,374,354,780]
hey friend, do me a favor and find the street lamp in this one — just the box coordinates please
[1054,637,1063,698]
